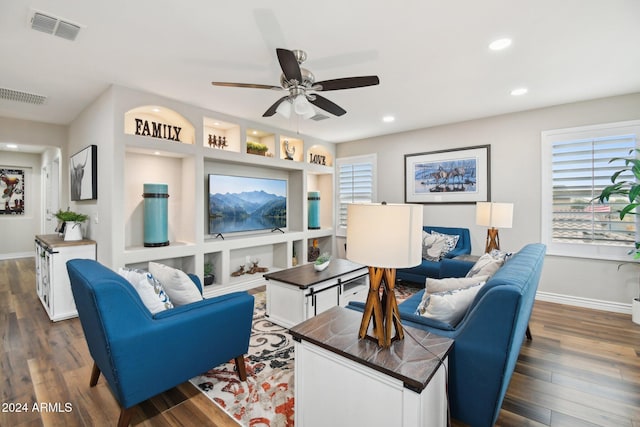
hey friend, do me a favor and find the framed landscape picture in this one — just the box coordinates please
[70,145,97,201]
[404,144,490,204]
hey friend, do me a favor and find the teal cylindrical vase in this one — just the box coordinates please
[143,183,169,247]
[308,191,320,230]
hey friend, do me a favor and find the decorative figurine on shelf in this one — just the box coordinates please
[247,260,269,274]
[208,134,228,149]
[231,265,246,277]
[284,139,295,160]
[308,239,320,262]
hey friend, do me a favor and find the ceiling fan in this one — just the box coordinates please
[211,48,380,119]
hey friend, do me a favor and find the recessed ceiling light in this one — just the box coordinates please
[489,38,512,51]
[153,151,161,155]
[151,107,161,113]
[510,87,528,96]
[6,143,18,149]
[382,116,395,123]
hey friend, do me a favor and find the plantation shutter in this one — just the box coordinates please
[338,161,374,228]
[551,134,637,245]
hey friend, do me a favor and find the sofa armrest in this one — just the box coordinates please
[440,258,474,278]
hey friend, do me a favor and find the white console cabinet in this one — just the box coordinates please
[35,234,96,321]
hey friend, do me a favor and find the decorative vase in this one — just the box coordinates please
[314,260,330,272]
[308,191,320,230]
[63,221,83,241]
[143,183,169,247]
[633,298,640,325]
[203,275,215,286]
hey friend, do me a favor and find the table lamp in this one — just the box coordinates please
[476,202,513,253]
[346,202,423,347]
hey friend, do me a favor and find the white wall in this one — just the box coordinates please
[0,117,67,258]
[337,92,640,309]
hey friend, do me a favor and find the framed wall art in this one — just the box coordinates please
[0,168,25,214]
[70,145,97,201]
[404,144,490,204]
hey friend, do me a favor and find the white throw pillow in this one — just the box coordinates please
[430,231,460,255]
[466,253,505,278]
[422,232,448,261]
[148,262,203,306]
[426,275,489,294]
[118,267,173,314]
[416,282,485,326]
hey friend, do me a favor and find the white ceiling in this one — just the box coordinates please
[1,0,639,144]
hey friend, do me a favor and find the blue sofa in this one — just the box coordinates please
[350,243,546,427]
[396,226,471,283]
[66,259,255,427]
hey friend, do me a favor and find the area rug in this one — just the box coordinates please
[191,283,419,427]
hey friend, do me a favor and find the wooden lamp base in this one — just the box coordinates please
[358,266,404,347]
[484,227,501,253]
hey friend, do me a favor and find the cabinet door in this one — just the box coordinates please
[307,286,340,318]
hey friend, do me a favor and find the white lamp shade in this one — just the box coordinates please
[275,99,292,118]
[476,202,513,228]
[346,203,423,269]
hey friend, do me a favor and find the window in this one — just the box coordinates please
[541,120,640,260]
[335,154,376,236]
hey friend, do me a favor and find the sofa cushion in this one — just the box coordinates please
[416,281,485,326]
[431,231,460,255]
[118,267,174,313]
[466,252,505,278]
[426,275,489,294]
[149,262,204,306]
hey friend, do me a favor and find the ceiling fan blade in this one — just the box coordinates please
[263,96,290,117]
[314,76,380,91]
[212,82,282,90]
[309,95,346,117]
[276,48,302,83]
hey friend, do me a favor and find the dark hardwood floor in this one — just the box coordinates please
[1,257,639,426]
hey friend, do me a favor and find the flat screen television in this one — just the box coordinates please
[208,174,287,235]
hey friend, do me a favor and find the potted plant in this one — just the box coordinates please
[246,141,269,156]
[314,252,331,272]
[203,262,215,286]
[55,209,89,241]
[595,148,640,324]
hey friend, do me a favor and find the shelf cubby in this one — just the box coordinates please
[203,117,241,152]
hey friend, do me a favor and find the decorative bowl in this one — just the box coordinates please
[314,261,330,272]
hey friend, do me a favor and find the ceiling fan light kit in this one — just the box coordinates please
[211,48,380,120]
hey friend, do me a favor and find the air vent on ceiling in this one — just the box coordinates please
[30,11,81,41]
[310,114,330,121]
[0,88,47,105]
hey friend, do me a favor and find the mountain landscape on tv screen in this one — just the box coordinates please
[209,190,286,234]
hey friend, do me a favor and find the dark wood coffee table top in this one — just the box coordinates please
[289,306,454,392]
[263,258,367,289]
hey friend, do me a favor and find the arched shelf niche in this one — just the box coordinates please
[124,105,195,144]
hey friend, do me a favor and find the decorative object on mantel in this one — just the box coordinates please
[476,202,513,253]
[308,238,320,262]
[142,183,169,247]
[283,139,295,160]
[207,134,228,149]
[308,191,320,230]
[55,209,89,241]
[314,252,331,271]
[246,141,269,156]
[346,202,423,347]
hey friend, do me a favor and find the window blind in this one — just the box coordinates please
[337,161,373,228]
[551,134,637,245]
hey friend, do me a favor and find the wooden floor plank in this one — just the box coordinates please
[2,257,640,426]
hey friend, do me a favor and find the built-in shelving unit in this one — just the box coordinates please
[115,100,335,298]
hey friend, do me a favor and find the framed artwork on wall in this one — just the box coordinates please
[404,144,491,204]
[0,167,25,215]
[70,145,98,201]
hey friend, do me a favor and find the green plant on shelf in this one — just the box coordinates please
[246,141,269,154]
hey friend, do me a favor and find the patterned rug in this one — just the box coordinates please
[190,283,420,426]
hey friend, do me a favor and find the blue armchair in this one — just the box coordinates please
[66,259,254,427]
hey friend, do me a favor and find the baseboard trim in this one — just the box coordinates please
[0,252,34,261]
[536,291,632,315]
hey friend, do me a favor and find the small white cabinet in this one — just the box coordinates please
[35,234,96,321]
